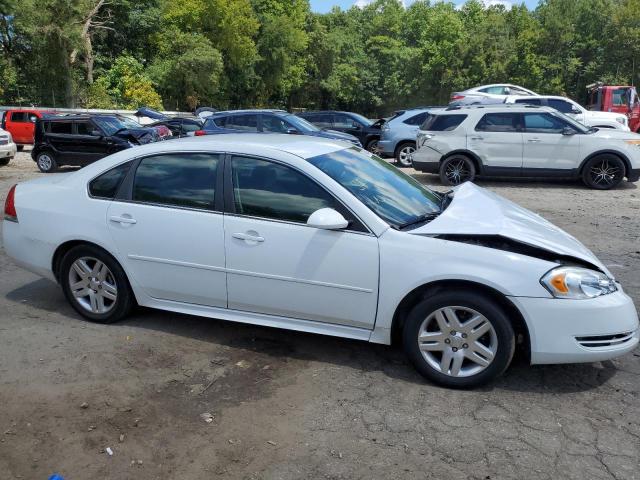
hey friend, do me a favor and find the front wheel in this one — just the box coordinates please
[60,245,134,324]
[402,291,515,388]
[439,155,476,186]
[0,157,10,166]
[395,142,416,167]
[365,138,380,155]
[582,155,625,190]
[36,151,58,173]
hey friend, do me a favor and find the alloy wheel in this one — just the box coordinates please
[68,256,118,314]
[417,306,498,377]
[397,145,415,167]
[38,154,52,171]
[444,158,473,185]
[589,159,620,187]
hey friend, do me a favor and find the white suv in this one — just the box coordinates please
[504,95,629,131]
[412,105,640,189]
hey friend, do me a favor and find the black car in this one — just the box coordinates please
[32,114,159,173]
[201,109,362,146]
[296,111,384,152]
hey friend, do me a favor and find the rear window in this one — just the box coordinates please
[403,112,428,126]
[421,114,467,131]
[89,162,132,199]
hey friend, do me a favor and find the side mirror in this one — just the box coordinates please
[91,130,102,137]
[571,107,581,115]
[286,128,300,135]
[562,127,576,136]
[307,208,348,230]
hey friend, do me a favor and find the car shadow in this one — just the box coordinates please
[5,278,620,393]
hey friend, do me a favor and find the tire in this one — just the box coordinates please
[365,138,380,154]
[395,142,416,167]
[402,290,515,388]
[36,151,58,173]
[60,244,134,324]
[17,145,24,152]
[439,154,476,186]
[581,154,625,190]
[0,157,9,166]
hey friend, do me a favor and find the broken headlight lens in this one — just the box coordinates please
[541,267,617,299]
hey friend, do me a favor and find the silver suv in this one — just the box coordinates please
[411,104,640,189]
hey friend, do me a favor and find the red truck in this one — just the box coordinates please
[0,109,53,150]
[586,83,640,132]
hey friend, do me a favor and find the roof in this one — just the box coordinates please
[41,113,126,121]
[211,109,288,115]
[110,133,350,160]
[443,104,552,112]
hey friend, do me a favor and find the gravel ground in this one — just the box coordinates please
[1,150,639,480]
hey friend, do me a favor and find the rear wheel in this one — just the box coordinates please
[0,157,9,166]
[582,154,625,190]
[36,151,57,173]
[402,290,515,388]
[439,155,476,186]
[60,245,134,324]
[395,142,416,167]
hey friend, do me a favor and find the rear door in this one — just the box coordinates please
[47,121,77,161]
[521,112,581,172]
[106,152,227,307]
[469,112,523,171]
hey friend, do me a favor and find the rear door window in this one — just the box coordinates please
[50,122,73,134]
[403,112,428,125]
[421,114,467,131]
[132,153,220,210]
[475,113,520,132]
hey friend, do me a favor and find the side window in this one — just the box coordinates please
[475,113,520,132]
[50,122,73,134]
[479,86,507,95]
[515,98,542,105]
[523,113,568,134]
[132,153,220,210]
[10,112,28,122]
[421,114,467,131]
[612,88,629,106]
[89,162,132,199]
[333,114,358,129]
[262,115,291,133]
[403,112,428,126]
[225,114,258,132]
[548,99,574,114]
[231,156,341,224]
[75,122,94,135]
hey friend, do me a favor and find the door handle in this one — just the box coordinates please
[470,136,483,140]
[232,232,264,243]
[109,215,137,225]
[527,138,541,143]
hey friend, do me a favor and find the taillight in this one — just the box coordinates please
[4,184,17,222]
[194,130,207,136]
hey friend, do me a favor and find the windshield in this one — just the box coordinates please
[94,116,133,135]
[307,148,441,229]
[284,114,320,132]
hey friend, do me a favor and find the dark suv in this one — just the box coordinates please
[296,111,383,152]
[200,109,362,146]
[32,115,159,172]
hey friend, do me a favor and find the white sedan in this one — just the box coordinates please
[3,135,638,387]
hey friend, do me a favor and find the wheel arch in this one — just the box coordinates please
[578,150,631,177]
[393,139,417,157]
[441,150,483,174]
[390,279,530,359]
[52,240,124,284]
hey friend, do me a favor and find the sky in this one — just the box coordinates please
[309,0,539,13]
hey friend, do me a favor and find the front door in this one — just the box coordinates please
[71,120,108,164]
[107,152,227,307]
[224,155,379,329]
[521,112,581,172]
[332,114,364,143]
[468,112,523,171]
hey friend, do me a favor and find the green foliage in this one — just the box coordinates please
[2,0,640,115]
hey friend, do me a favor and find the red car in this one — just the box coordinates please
[1,109,54,150]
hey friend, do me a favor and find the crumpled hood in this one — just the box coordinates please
[409,182,608,273]
[115,128,158,144]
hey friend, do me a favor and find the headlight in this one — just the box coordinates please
[617,116,627,125]
[541,266,617,299]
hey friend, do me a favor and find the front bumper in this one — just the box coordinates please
[509,290,639,364]
[628,167,640,182]
[0,142,17,159]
